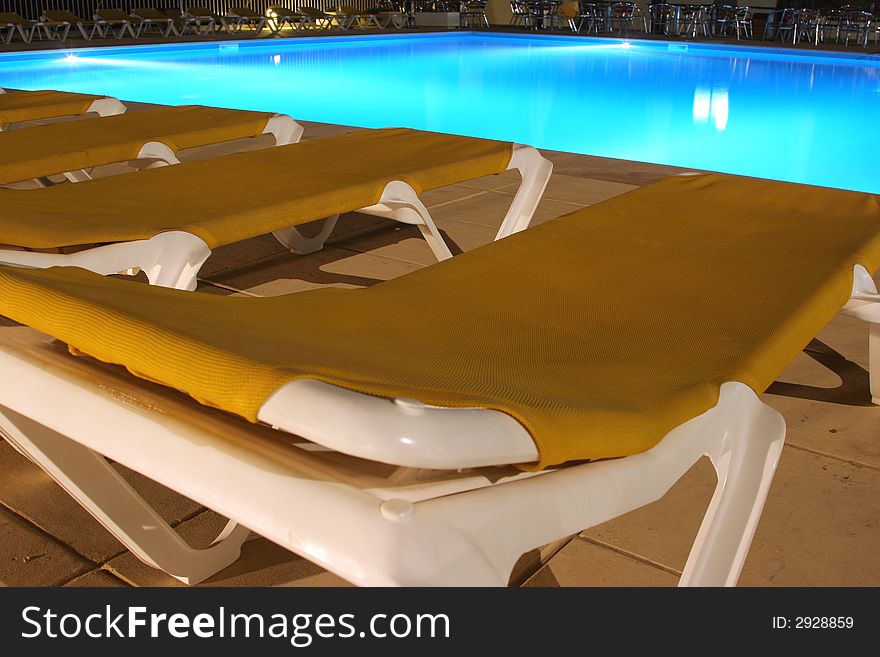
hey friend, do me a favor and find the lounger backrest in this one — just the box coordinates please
[187,6,220,18]
[95,9,131,22]
[268,6,303,18]
[266,5,300,16]
[558,1,579,18]
[300,7,328,18]
[42,10,87,23]
[131,8,168,20]
[0,12,29,25]
[230,7,261,18]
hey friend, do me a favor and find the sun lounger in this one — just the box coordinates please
[0,105,302,186]
[0,128,551,290]
[130,7,187,37]
[334,6,383,30]
[0,173,876,586]
[299,6,338,29]
[266,6,313,32]
[374,9,408,28]
[40,10,103,40]
[93,8,140,38]
[227,6,269,34]
[0,89,126,131]
[40,11,75,41]
[0,12,49,44]
[185,6,231,34]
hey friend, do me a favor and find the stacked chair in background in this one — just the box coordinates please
[1,4,414,44]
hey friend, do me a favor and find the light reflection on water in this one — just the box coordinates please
[1,33,878,192]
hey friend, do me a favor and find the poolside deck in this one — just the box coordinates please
[0,97,877,587]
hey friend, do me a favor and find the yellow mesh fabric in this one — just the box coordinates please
[0,90,104,126]
[1,174,878,470]
[42,11,90,24]
[0,128,512,249]
[0,105,275,184]
[0,13,32,25]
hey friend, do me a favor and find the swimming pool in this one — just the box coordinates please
[1,32,879,193]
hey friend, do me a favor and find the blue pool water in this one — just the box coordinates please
[1,32,879,193]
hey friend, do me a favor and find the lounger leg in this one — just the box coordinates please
[61,169,93,183]
[273,215,340,255]
[51,142,175,179]
[343,383,782,586]
[359,181,454,261]
[275,181,454,260]
[679,384,785,586]
[495,145,554,239]
[0,405,250,585]
[86,97,127,117]
[867,321,880,396]
[0,231,211,291]
[138,233,212,290]
[842,264,880,405]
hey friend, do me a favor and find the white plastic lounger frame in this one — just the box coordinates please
[0,232,213,290]
[1,17,49,44]
[53,113,303,184]
[0,268,874,586]
[186,10,229,35]
[129,9,182,37]
[226,10,268,34]
[273,144,550,256]
[93,13,139,39]
[842,264,880,404]
[0,143,551,291]
[0,330,781,587]
[376,12,408,28]
[337,10,382,30]
[266,8,313,33]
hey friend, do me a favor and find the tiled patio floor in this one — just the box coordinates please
[0,38,878,587]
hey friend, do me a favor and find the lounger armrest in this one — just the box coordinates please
[497,144,553,239]
[0,348,783,586]
[843,264,880,321]
[86,97,127,117]
[0,231,210,291]
[841,265,880,405]
[258,379,539,469]
[263,114,304,145]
